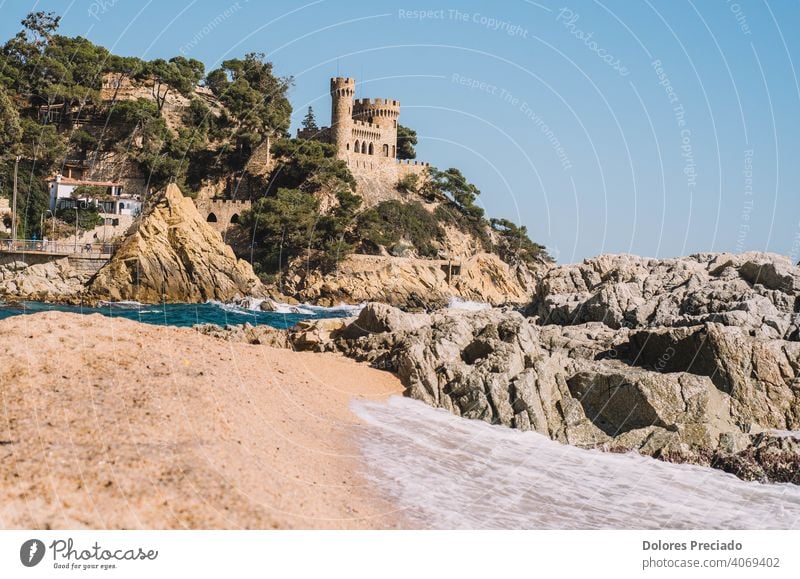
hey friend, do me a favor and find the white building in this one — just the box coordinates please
[48,175,142,216]
[0,198,10,234]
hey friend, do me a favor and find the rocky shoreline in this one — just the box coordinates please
[196,251,800,485]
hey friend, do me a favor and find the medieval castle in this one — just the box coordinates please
[297,77,428,200]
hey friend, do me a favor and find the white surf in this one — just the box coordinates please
[352,396,800,529]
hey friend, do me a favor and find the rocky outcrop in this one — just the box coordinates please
[0,258,88,301]
[90,184,265,303]
[296,251,800,482]
[193,322,289,348]
[282,252,535,309]
[529,252,800,339]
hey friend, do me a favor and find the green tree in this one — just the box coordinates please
[2,11,61,98]
[70,184,108,199]
[242,139,362,274]
[56,204,103,231]
[105,54,145,103]
[301,106,318,131]
[140,56,204,112]
[20,11,60,48]
[396,173,418,194]
[423,166,484,221]
[242,187,320,272]
[489,218,552,265]
[268,138,355,194]
[396,124,417,160]
[70,129,97,153]
[205,53,292,165]
[0,86,21,154]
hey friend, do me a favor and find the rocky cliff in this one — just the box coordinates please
[281,252,536,309]
[288,251,800,483]
[89,184,265,303]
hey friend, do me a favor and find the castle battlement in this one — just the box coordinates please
[353,97,400,108]
[352,119,380,129]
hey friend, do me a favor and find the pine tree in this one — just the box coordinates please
[301,106,318,131]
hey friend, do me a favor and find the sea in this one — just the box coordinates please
[0,299,363,329]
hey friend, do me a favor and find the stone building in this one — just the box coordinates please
[297,77,429,205]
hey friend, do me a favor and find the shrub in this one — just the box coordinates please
[56,205,104,231]
[396,173,419,194]
[356,200,443,258]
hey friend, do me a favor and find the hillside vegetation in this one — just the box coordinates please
[0,11,291,238]
[0,10,551,282]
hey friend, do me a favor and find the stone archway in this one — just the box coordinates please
[207,213,218,223]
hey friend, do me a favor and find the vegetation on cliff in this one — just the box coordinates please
[240,136,552,281]
[241,139,361,275]
[0,11,292,238]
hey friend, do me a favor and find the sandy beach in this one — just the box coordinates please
[0,312,404,529]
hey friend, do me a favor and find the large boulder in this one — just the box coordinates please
[89,184,264,303]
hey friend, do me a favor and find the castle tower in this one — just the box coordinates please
[352,97,400,158]
[330,77,355,154]
[352,97,400,131]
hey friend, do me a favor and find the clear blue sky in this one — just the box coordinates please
[2,0,798,263]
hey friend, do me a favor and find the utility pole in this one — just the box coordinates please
[11,155,20,243]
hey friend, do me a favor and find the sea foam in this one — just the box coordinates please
[352,396,800,529]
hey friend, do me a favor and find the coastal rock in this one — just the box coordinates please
[529,252,800,339]
[0,258,88,300]
[193,322,289,348]
[625,323,800,429]
[290,318,351,352]
[282,252,533,310]
[89,184,265,303]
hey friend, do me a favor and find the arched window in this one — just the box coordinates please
[383,144,389,157]
[207,213,218,223]
[368,142,374,155]
[346,143,350,151]
[230,214,240,224]
[361,141,367,154]
[354,140,360,154]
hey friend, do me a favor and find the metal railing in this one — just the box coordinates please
[0,239,116,256]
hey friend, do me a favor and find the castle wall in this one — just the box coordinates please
[194,199,251,233]
[344,155,429,207]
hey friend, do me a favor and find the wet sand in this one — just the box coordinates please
[0,312,404,529]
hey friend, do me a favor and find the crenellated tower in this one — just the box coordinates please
[330,77,355,152]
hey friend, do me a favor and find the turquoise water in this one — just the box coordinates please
[0,300,359,329]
